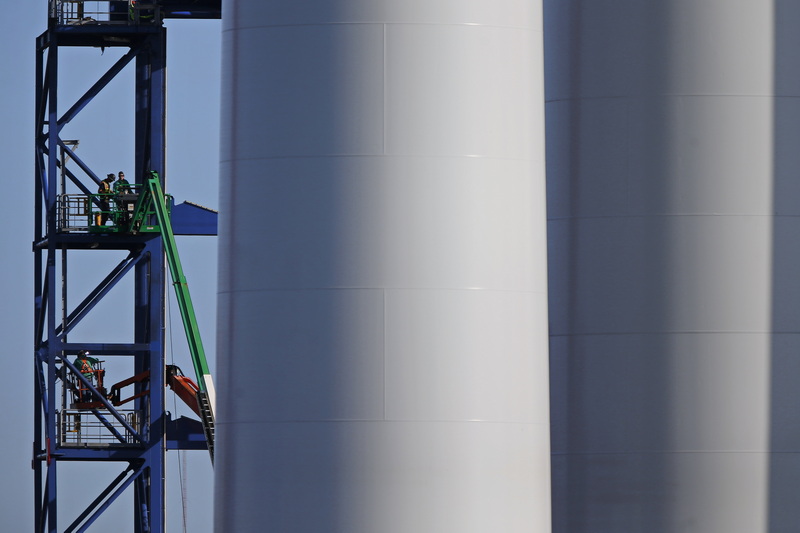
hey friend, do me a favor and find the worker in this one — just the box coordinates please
[113,171,134,226]
[74,350,100,402]
[114,171,131,194]
[129,0,155,22]
[96,173,115,226]
[75,350,99,379]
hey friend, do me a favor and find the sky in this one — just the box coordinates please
[1,4,221,531]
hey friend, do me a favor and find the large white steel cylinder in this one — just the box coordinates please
[546,2,800,531]
[215,2,551,532]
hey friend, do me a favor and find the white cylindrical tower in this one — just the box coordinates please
[547,2,800,531]
[215,2,551,532]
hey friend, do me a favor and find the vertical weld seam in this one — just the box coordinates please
[383,23,387,156]
[223,0,241,404]
[383,288,387,421]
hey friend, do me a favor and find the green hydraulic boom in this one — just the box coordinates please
[138,171,216,462]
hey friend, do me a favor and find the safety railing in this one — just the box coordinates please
[58,408,143,447]
[50,0,160,26]
[58,188,169,233]
[58,194,92,232]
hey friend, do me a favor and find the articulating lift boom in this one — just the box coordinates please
[136,170,217,462]
[75,170,217,459]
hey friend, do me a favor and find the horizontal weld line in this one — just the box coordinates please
[546,94,800,104]
[550,331,792,337]
[217,419,545,425]
[224,21,530,32]
[218,287,545,295]
[552,450,784,456]
[548,214,789,221]
[220,154,528,163]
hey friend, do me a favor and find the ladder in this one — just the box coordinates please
[197,391,215,459]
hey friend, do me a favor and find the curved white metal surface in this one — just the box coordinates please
[216,1,551,531]
[546,2,800,531]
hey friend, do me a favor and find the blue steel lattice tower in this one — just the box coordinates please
[33,2,219,531]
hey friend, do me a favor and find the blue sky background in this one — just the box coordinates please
[1,4,221,531]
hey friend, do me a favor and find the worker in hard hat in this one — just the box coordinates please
[74,350,100,402]
[75,350,99,379]
[96,173,115,226]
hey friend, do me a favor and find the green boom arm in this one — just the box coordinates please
[146,171,216,461]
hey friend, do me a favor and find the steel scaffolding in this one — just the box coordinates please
[34,2,219,531]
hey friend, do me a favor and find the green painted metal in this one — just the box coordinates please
[85,185,170,234]
[146,171,212,385]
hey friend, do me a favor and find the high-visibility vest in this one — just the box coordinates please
[77,358,96,379]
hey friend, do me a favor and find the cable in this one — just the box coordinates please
[181,452,189,533]
[167,293,189,533]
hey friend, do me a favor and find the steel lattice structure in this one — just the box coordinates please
[33,2,218,531]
